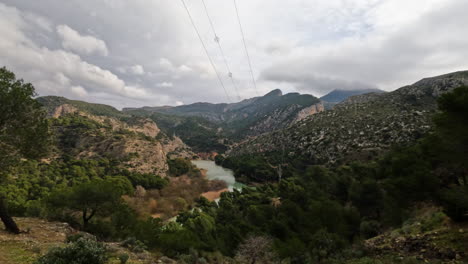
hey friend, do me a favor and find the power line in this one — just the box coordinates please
[233,0,259,96]
[201,0,241,101]
[180,0,231,102]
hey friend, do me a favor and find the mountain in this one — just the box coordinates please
[320,88,385,103]
[229,71,468,165]
[37,96,192,176]
[124,89,323,152]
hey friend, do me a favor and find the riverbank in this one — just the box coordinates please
[201,188,229,201]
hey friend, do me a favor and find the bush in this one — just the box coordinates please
[360,220,380,239]
[118,253,129,264]
[121,237,148,253]
[35,237,108,264]
[168,158,191,176]
[438,185,468,222]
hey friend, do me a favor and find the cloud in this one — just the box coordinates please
[118,64,145,75]
[260,0,468,95]
[157,82,173,88]
[129,65,145,75]
[56,24,108,56]
[0,3,155,107]
[1,0,467,107]
[261,70,377,95]
[71,85,88,97]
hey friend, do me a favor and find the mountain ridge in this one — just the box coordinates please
[228,70,468,165]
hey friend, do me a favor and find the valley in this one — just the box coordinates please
[1,67,468,264]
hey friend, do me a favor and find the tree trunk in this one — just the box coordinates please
[0,197,20,234]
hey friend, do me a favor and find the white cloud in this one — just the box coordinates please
[129,65,145,75]
[56,24,109,56]
[159,58,174,71]
[157,82,173,88]
[71,85,88,97]
[0,4,150,103]
[1,0,467,106]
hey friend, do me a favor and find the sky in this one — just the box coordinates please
[0,0,467,109]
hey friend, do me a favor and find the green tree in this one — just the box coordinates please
[433,86,468,186]
[48,179,123,229]
[0,67,50,234]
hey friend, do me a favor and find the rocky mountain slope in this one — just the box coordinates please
[124,89,323,152]
[229,71,468,165]
[37,96,192,176]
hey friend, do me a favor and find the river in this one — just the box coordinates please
[191,160,244,191]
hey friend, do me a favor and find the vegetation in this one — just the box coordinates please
[131,111,228,153]
[1,67,467,263]
[47,179,128,229]
[34,237,108,264]
[37,96,129,120]
[0,67,51,234]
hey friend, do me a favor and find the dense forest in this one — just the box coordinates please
[1,67,467,263]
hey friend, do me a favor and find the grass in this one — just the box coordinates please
[0,241,39,264]
[0,218,157,264]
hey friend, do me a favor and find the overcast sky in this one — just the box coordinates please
[1,0,467,108]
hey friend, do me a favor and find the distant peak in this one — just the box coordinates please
[263,89,282,97]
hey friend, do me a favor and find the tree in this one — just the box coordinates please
[235,236,277,264]
[0,67,50,234]
[48,179,122,229]
[433,86,468,186]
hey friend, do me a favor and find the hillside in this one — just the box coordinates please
[124,89,323,152]
[229,71,468,165]
[37,96,192,176]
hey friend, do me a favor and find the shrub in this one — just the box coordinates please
[118,253,129,264]
[438,186,468,222]
[360,220,380,239]
[35,237,108,264]
[121,237,148,253]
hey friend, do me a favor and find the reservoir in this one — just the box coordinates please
[191,160,244,191]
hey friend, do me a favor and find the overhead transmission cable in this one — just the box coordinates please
[233,0,259,96]
[180,0,231,102]
[201,0,241,101]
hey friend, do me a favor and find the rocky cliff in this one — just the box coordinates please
[37,97,193,176]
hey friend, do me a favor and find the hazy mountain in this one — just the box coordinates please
[320,88,385,103]
[124,89,323,151]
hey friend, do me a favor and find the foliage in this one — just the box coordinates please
[47,179,124,229]
[235,236,277,264]
[168,158,193,176]
[34,237,108,264]
[0,67,51,234]
[0,67,51,169]
[0,157,165,217]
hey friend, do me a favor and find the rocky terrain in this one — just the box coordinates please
[363,206,468,263]
[37,97,193,176]
[228,71,468,165]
